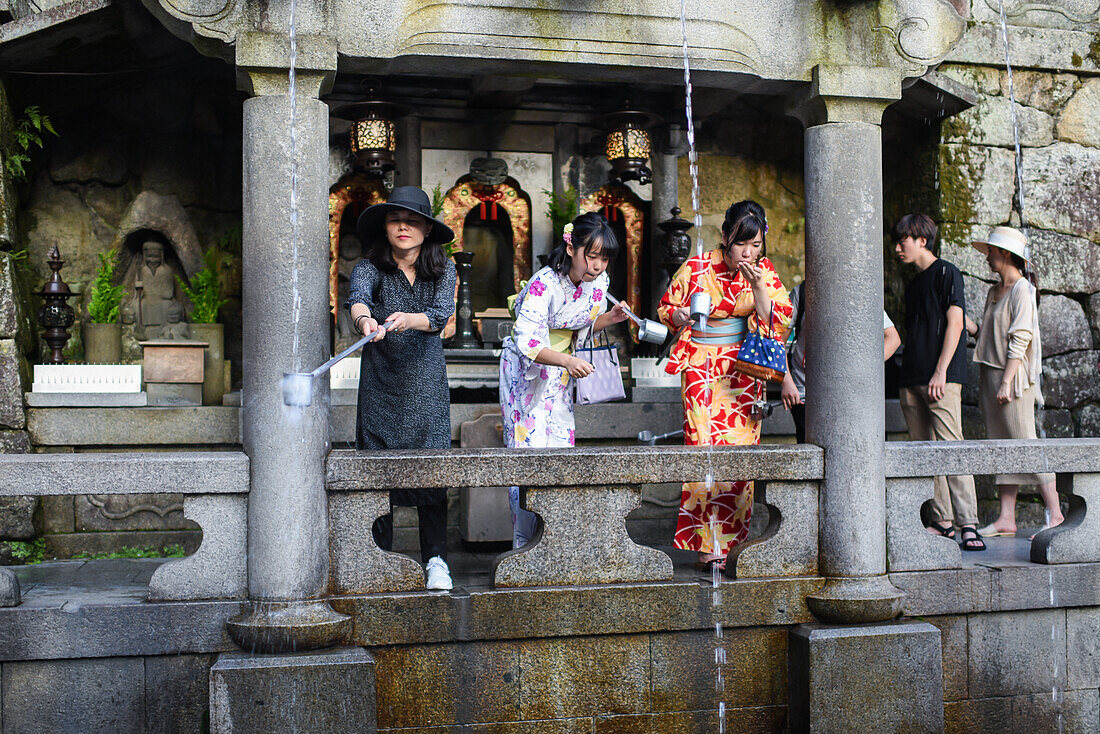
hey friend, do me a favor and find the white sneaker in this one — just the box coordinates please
[425,556,453,591]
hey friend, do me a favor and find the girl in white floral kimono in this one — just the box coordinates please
[499,212,628,546]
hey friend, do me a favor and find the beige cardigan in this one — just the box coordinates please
[974,278,1043,400]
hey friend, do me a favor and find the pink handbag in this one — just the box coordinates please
[573,332,626,405]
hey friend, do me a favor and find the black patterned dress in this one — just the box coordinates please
[344,258,456,506]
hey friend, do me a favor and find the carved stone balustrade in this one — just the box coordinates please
[884,438,1100,571]
[326,444,825,591]
[0,452,250,605]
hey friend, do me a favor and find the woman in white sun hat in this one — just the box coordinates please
[964,226,1063,540]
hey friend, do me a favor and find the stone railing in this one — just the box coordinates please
[327,437,1100,594]
[884,438,1100,572]
[2,437,1097,608]
[325,444,825,592]
[0,452,250,606]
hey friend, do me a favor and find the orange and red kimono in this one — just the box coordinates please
[657,250,792,555]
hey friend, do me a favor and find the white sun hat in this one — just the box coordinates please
[972,225,1030,262]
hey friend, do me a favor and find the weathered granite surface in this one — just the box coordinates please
[1042,350,1100,409]
[884,438,1100,478]
[0,339,24,430]
[327,444,824,490]
[968,609,1066,698]
[789,621,944,733]
[210,647,376,733]
[328,492,424,594]
[0,451,249,496]
[27,406,242,446]
[728,480,819,578]
[1039,294,1092,357]
[0,566,18,606]
[2,657,147,733]
[493,485,673,587]
[0,496,37,539]
[886,477,962,573]
[1031,473,1100,565]
[148,494,248,600]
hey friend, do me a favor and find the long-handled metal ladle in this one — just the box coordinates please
[282,323,391,408]
[637,428,684,445]
[605,293,669,345]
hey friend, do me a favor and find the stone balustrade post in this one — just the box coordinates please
[226,33,350,652]
[789,66,906,624]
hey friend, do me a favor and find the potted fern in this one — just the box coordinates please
[178,250,229,405]
[83,253,126,363]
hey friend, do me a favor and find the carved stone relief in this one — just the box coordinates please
[75,493,192,531]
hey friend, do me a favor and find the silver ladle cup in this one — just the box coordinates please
[282,323,390,407]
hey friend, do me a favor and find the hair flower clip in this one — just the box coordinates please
[563,222,574,246]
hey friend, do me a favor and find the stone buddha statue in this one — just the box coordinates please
[120,240,190,341]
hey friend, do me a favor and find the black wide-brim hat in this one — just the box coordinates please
[356,186,455,247]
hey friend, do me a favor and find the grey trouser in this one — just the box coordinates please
[899,383,979,526]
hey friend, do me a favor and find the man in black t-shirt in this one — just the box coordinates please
[893,214,983,552]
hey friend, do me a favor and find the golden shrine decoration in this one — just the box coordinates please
[441,176,533,293]
[580,184,645,340]
[327,172,387,313]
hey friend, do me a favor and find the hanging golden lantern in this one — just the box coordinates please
[604,110,656,185]
[333,100,399,176]
[350,109,396,174]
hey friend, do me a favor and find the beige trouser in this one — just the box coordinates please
[899,383,979,526]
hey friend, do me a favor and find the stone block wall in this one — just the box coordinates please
[932,608,1100,734]
[935,58,1100,441]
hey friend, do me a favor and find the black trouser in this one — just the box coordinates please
[372,499,447,563]
[791,403,806,445]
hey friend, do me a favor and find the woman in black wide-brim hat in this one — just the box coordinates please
[344,186,457,591]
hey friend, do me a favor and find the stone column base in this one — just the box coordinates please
[210,646,375,733]
[788,620,943,733]
[226,600,351,654]
[805,575,905,623]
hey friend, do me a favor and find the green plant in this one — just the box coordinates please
[177,249,228,324]
[543,186,579,241]
[430,183,458,256]
[86,252,126,323]
[4,106,57,183]
[72,544,188,560]
[430,183,446,218]
[4,538,46,564]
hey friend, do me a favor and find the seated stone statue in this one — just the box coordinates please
[120,240,190,341]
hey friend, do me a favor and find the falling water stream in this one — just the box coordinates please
[287,0,302,373]
[679,2,725,731]
[997,3,1060,729]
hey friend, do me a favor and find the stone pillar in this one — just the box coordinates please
[789,66,905,622]
[785,65,944,734]
[227,33,350,652]
[394,115,421,188]
[649,143,679,311]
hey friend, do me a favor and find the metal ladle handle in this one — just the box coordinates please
[604,293,643,327]
[309,322,390,379]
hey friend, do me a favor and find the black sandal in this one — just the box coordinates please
[959,525,986,552]
[927,521,955,539]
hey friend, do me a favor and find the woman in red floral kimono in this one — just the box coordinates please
[658,200,792,571]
